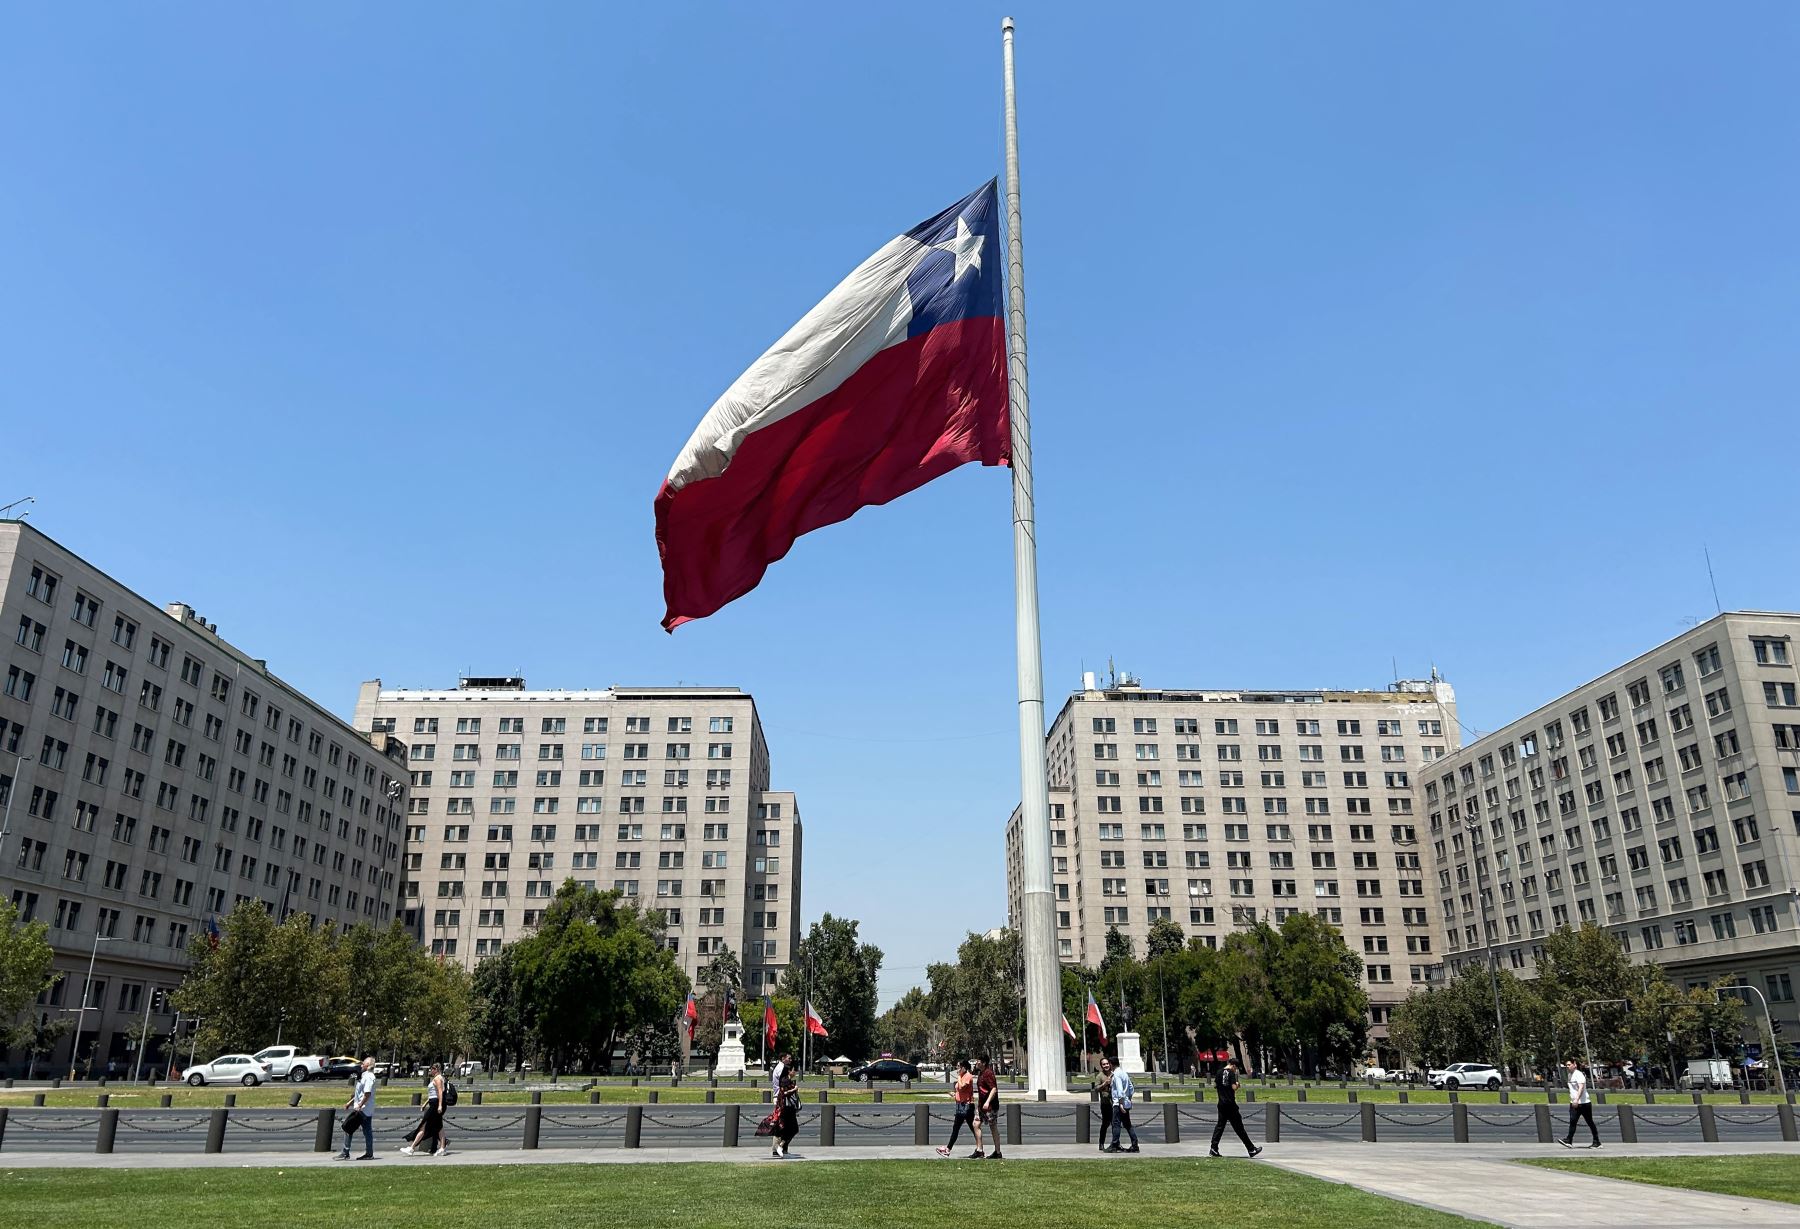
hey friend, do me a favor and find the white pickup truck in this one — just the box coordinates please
[252,1045,329,1083]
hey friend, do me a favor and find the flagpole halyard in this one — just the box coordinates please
[1002,15,1065,1097]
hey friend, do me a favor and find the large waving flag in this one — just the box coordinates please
[1085,991,1107,1043]
[803,999,829,1038]
[763,996,779,1051]
[656,181,1010,630]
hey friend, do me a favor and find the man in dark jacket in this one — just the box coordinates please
[1210,1060,1261,1158]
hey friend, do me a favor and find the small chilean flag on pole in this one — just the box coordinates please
[655,181,1009,630]
[1061,1013,1076,1041]
[763,996,779,1051]
[1085,991,1108,1043]
[803,999,829,1038]
[683,992,698,1045]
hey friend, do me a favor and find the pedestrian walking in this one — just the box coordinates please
[1559,1058,1601,1149]
[1102,1059,1139,1153]
[772,1065,800,1158]
[976,1055,1003,1160]
[1209,1060,1260,1158]
[336,1057,378,1160]
[936,1061,977,1157]
[1093,1061,1114,1151]
[400,1063,447,1156]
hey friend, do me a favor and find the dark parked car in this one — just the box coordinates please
[848,1059,920,1086]
[317,1056,361,1081]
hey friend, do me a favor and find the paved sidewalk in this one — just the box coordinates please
[1260,1140,1800,1228]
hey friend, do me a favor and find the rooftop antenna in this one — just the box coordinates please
[1392,656,1399,683]
[1703,546,1722,615]
[1107,655,1117,689]
[0,495,34,519]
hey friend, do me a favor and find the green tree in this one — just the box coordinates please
[407,956,473,1062]
[874,987,933,1061]
[1145,917,1186,961]
[1208,923,1290,1071]
[925,929,1019,1064]
[0,899,58,1050]
[1271,912,1368,1074]
[471,946,527,1070]
[510,881,689,1072]
[780,914,882,1061]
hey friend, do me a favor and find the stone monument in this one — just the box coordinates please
[1115,1031,1146,1075]
[715,1018,748,1078]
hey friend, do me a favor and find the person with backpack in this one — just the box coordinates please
[935,1061,977,1157]
[400,1063,451,1156]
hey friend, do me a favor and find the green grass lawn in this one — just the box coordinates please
[1521,1155,1800,1205]
[0,1160,1477,1229]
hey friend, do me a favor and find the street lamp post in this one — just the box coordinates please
[275,1008,286,1049]
[70,932,117,1080]
[0,752,32,863]
[1716,984,1787,1097]
[1578,997,1630,1080]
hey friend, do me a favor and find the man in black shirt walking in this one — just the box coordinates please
[1210,1060,1261,1158]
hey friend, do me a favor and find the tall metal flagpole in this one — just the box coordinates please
[1002,15,1064,1096]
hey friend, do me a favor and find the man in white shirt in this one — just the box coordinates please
[1559,1058,1600,1149]
[337,1057,378,1160]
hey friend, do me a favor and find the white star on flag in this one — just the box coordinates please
[932,216,984,281]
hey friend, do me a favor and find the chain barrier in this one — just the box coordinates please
[836,1114,911,1132]
[1466,1111,1534,1128]
[9,1116,101,1132]
[1017,1107,1072,1119]
[643,1113,726,1129]
[1376,1109,1452,1126]
[117,1116,211,1135]
[1283,1113,1361,1131]
[1630,1112,1700,1129]
[1712,1111,1776,1126]
[227,1115,314,1133]
[440,1113,527,1134]
[1176,1110,1217,1126]
[541,1112,626,1129]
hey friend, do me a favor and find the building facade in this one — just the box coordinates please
[1,521,409,1076]
[353,680,802,994]
[1423,612,1800,1033]
[1006,675,1460,1037]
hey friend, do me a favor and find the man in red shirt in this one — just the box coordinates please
[976,1055,1003,1161]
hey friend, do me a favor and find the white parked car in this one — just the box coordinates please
[186,1054,273,1086]
[1429,1062,1502,1091]
[1359,1066,1407,1082]
[252,1046,328,1083]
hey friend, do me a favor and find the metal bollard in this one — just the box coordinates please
[705,1090,716,1104]
[1698,1103,1718,1143]
[96,1108,118,1154]
[1194,1089,1205,1103]
[1264,1104,1281,1143]
[624,1104,642,1149]
[314,1109,334,1152]
[224,1094,236,1108]
[1447,1091,1459,1104]
[1690,1091,1702,1105]
[1006,1103,1021,1147]
[471,1090,483,1105]
[1452,1102,1469,1143]
[648,1091,659,1104]
[724,1106,740,1148]
[1296,1088,1307,1103]
[591,1090,601,1105]
[762,1090,772,1104]
[160,1094,172,1108]
[1498,1091,1508,1104]
[1037,1088,1046,1102]
[1245,1089,1255,1104]
[96,1093,109,1107]
[873,1089,882,1104]
[1398,1090,1409,1104]
[0,1107,8,1152]
[289,1092,303,1108]
[1617,1104,1637,1144]
[1594,1090,1606,1105]
[1739,1088,1751,1105]
[531,1091,543,1105]
[205,1108,227,1154]
[1534,1103,1552,1143]
[817,1090,827,1103]
[1643,1090,1654,1104]
[1776,1102,1797,1143]
[523,1104,541,1150]
[820,1104,836,1147]
[914,1104,929,1146]
[828,1075,835,1089]
[1143,1089,1152,1103]
[411,1093,422,1107]
[1347,1091,1358,1104]
[1164,1102,1180,1144]
[1075,1104,1090,1145]
[31,1095,44,1107]
[710,1077,717,1088]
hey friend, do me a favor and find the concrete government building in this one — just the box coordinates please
[1006,673,1460,1042]
[1425,612,1800,1035]
[1,521,410,1076]
[353,679,802,995]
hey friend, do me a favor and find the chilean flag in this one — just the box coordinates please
[803,999,829,1038]
[683,992,698,1045]
[656,181,1009,630]
[763,995,778,1052]
[1085,991,1107,1043]
[1061,1013,1076,1041]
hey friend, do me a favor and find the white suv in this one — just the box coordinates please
[1430,1062,1502,1090]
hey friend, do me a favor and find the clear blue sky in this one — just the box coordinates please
[4,4,1797,1008]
